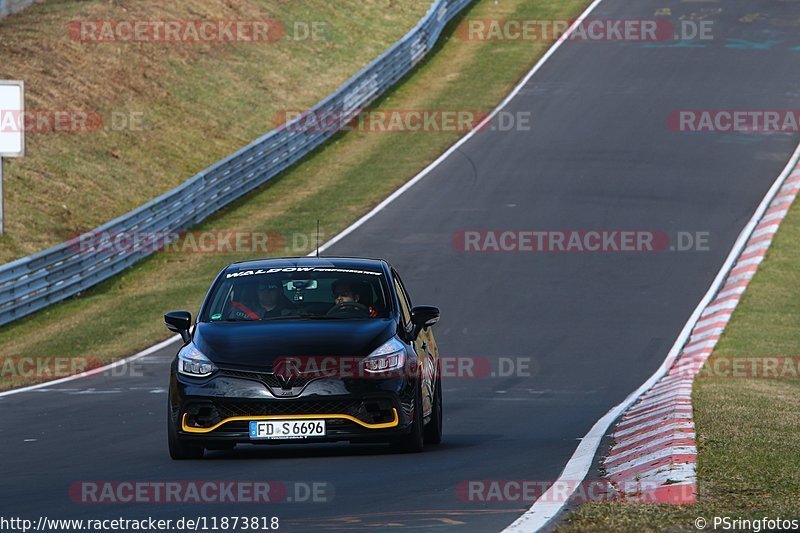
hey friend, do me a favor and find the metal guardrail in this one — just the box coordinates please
[0,0,473,327]
[0,0,37,19]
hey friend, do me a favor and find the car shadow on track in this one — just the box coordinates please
[199,437,481,461]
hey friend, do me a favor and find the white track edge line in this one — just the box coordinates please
[0,335,182,398]
[502,99,800,533]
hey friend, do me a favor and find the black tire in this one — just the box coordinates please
[168,405,204,460]
[424,377,442,445]
[393,383,424,453]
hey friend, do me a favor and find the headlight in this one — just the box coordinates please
[363,337,406,373]
[177,344,217,378]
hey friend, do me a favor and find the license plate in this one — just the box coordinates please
[249,420,326,440]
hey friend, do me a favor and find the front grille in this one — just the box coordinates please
[219,368,316,392]
[184,398,396,429]
[216,400,361,419]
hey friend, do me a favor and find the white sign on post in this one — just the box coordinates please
[0,80,25,235]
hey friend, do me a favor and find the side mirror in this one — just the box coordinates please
[411,306,440,329]
[165,311,192,344]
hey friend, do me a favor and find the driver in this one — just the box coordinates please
[331,280,377,318]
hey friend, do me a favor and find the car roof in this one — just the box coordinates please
[227,256,389,272]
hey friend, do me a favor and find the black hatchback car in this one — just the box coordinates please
[165,257,441,459]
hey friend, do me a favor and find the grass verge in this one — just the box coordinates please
[0,0,590,390]
[559,184,800,530]
[0,0,428,261]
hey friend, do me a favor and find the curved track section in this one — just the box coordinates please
[3,0,800,531]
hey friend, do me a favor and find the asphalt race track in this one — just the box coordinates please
[3,0,800,531]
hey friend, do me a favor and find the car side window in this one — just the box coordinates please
[392,272,413,327]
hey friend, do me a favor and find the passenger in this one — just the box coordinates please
[256,282,293,319]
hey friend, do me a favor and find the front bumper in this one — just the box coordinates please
[169,364,416,444]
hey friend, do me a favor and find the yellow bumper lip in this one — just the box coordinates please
[181,408,400,434]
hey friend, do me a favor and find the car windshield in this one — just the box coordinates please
[202,267,391,322]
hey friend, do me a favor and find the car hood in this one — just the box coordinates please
[193,319,397,369]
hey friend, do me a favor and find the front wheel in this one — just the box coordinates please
[393,384,424,453]
[424,377,442,445]
[168,405,205,460]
